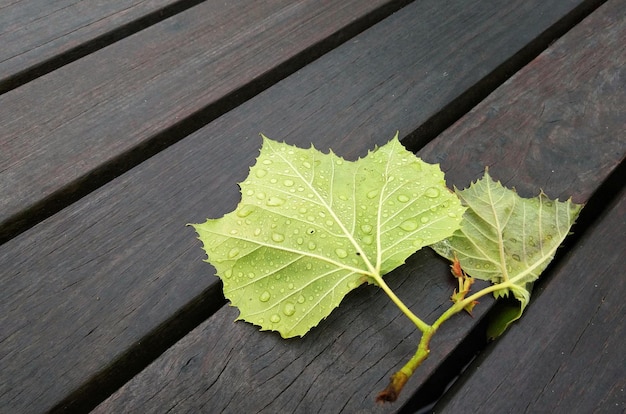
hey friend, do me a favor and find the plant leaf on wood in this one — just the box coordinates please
[190,135,582,403]
[192,134,464,338]
[431,170,583,336]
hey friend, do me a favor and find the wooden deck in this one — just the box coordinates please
[1,0,624,412]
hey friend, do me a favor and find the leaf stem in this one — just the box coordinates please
[377,279,516,402]
[371,274,430,333]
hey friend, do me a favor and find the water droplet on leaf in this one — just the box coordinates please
[259,291,271,302]
[425,187,440,198]
[236,205,254,217]
[400,220,418,231]
[282,302,296,316]
[228,248,240,258]
[367,190,378,199]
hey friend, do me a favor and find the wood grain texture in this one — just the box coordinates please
[435,189,626,413]
[0,0,409,242]
[0,0,619,412]
[92,1,625,413]
[92,252,492,414]
[0,0,185,91]
[419,0,626,203]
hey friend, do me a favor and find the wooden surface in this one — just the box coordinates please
[0,0,624,413]
[92,1,626,412]
[435,186,626,413]
[0,0,411,243]
[0,0,188,92]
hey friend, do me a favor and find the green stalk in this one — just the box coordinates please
[371,273,430,333]
[376,280,515,403]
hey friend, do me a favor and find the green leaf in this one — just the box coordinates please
[192,134,465,338]
[432,170,582,335]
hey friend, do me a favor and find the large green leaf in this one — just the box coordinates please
[432,170,582,335]
[192,134,464,338]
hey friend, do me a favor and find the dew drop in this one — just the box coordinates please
[298,207,307,214]
[366,190,379,199]
[228,248,240,258]
[266,196,285,206]
[362,235,374,245]
[245,189,254,196]
[283,179,294,187]
[303,161,312,168]
[254,228,262,236]
[397,194,410,203]
[256,192,266,200]
[425,187,440,198]
[335,248,348,258]
[296,237,304,245]
[223,269,233,279]
[447,211,457,218]
[360,224,373,234]
[282,302,296,316]
[247,272,255,279]
[512,254,521,261]
[255,169,268,178]
[259,291,271,302]
[308,241,316,250]
[400,220,418,231]
[270,314,281,323]
[420,216,430,223]
[236,205,254,217]
[272,233,285,242]
[325,220,334,227]
[262,159,272,165]
[412,238,424,247]
[305,263,312,270]
[297,295,306,304]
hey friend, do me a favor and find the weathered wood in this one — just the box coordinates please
[0,0,411,243]
[0,0,192,93]
[0,0,617,412]
[435,187,626,413]
[91,1,625,413]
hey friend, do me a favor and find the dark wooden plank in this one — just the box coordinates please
[0,0,410,243]
[0,0,617,412]
[89,1,626,413]
[435,189,626,413]
[0,0,191,92]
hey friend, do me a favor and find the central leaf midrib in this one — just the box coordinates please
[270,141,378,278]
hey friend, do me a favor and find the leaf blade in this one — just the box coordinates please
[432,170,582,333]
[193,134,464,338]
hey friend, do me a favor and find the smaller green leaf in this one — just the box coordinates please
[432,170,582,335]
